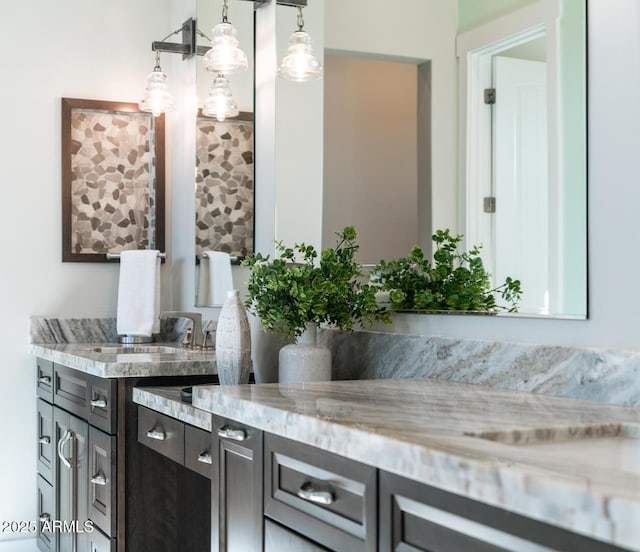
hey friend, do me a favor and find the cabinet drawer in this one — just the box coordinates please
[184,424,212,479]
[88,426,117,538]
[264,433,377,552]
[36,474,55,552]
[37,399,54,485]
[137,406,184,464]
[36,358,54,403]
[88,375,117,434]
[53,364,89,419]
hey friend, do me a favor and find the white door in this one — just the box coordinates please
[493,56,549,314]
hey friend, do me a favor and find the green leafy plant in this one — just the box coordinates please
[374,229,522,313]
[243,226,391,339]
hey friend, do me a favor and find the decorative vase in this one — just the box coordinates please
[278,322,331,383]
[215,290,252,385]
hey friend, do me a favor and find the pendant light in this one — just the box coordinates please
[278,6,322,82]
[202,0,248,75]
[138,51,174,117]
[202,74,239,121]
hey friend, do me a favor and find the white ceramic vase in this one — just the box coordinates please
[215,290,252,385]
[278,322,331,383]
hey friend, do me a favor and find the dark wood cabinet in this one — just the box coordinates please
[211,415,264,552]
[264,519,330,552]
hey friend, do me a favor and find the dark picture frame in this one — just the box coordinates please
[61,97,165,262]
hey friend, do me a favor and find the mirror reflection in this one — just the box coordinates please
[195,0,255,307]
[193,0,587,319]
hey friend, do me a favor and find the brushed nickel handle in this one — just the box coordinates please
[39,513,51,523]
[38,375,51,384]
[297,482,335,505]
[38,436,51,445]
[57,431,72,469]
[197,451,212,464]
[146,427,166,441]
[217,425,247,441]
[90,398,107,409]
[90,473,107,486]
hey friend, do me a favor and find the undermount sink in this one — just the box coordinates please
[90,345,185,354]
[465,423,640,474]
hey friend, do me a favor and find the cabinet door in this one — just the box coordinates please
[37,398,54,484]
[54,407,89,552]
[88,426,117,538]
[37,474,56,552]
[212,415,263,552]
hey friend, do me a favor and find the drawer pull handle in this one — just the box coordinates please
[217,426,247,441]
[38,436,51,445]
[39,513,51,523]
[57,431,73,469]
[90,473,107,486]
[146,427,166,441]
[297,482,335,505]
[38,375,51,385]
[90,398,107,409]
[197,451,213,464]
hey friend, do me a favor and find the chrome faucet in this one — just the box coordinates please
[159,311,204,349]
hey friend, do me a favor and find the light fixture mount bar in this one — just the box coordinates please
[152,18,199,60]
[242,0,307,8]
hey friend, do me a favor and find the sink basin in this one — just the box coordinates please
[465,423,640,475]
[90,345,185,354]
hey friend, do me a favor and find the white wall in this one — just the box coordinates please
[0,0,176,543]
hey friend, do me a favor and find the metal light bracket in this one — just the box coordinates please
[152,18,209,60]
[240,0,307,8]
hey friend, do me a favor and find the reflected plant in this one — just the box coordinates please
[374,229,522,313]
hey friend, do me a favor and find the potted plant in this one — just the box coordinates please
[243,226,390,382]
[374,229,522,313]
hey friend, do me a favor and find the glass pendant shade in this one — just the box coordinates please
[202,75,239,122]
[139,66,174,117]
[202,22,248,74]
[278,30,323,82]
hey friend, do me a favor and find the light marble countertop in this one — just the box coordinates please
[134,386,212,431]
[30,342,216,378]
[190,378,640,551]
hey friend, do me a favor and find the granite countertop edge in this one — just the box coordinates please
[188,379,640,551]
[30,342,217,378]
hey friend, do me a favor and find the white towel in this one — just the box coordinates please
[116,250,161,336]
[206,251,234,307]
[196,255,210,306]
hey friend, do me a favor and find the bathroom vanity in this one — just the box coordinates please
[30,342,217,552]
[132,378,640,552]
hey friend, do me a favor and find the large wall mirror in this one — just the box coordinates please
[194,0,255,307]
[192,0,587,320]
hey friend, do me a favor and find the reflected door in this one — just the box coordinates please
[493,56,550,315]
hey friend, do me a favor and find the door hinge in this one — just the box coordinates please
[484,88,496,105]
[483,196,496,213]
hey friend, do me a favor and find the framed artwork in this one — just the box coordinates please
[195,111,254,259]
[61,97,165,262]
